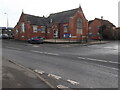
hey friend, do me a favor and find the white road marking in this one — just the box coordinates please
[103,46,118,50]
[67,79,79,85]
[47,53,59,56]
[30,50,59,56]
[78,57,118,64]
[48,74,61,80]
[77,57,118,71]
[108,61,119,64]
[97,64,118,71]
[86,58,108,63]
[30,50,39,53]
[34,69,45,74]
[78,57,85,59]
[57,85,69,88]
[32,45,39,47]
[6,47,22,50]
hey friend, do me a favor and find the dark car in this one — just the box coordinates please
[28,37,45,44]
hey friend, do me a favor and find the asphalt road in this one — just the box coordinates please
[2,40,119,88]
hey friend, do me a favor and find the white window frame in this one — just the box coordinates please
[16,29,18,34]
[41,27,45,33]
[33,26,38,33]
[63,25,68,33]
[47,28,50,33]
[77,18,82,34]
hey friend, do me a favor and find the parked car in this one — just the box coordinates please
[28,37,45,44]
[91,34,102,40]
[1,34,8,39]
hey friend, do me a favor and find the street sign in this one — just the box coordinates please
[63,34,71,38]
[37,29,42,31]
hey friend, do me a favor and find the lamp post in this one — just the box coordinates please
[4,13,9,39]
[100,16,103,43]
[4,13,9,30]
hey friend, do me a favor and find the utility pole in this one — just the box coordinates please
[100,16,103,43]
[4,13,9,39]
[4,13,9,30]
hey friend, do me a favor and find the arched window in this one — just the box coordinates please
[77,18,82,34]
[21,23,25,32]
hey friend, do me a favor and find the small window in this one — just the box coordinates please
[33,26,38,33]
[16,29,18,34]
[47,28,50,33]
[97,26,100,29]
[64,25,68,33]
[41,27,45,33]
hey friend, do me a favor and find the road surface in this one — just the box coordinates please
[2,40,119,88]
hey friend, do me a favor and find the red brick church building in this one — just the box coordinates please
[14,6,88,40]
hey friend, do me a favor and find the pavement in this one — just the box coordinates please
[10,38,110,45]
[44,39,109,44]
[2,58,53,89]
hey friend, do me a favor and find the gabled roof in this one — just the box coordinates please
[89,18,116,27]
[20,7,82,27]
[25,14,47,26]
[47,8,80,23]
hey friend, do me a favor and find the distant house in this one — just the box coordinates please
[14,6,88,40]
[88,18,116,39]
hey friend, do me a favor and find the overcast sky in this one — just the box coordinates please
[0,0,119,27]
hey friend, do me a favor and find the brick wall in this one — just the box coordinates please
[89,19,101,35]
[14,8,88,41]
[69,9,88,40]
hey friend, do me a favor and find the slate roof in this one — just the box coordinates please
[23,7,81,27]
[47,8,79,24]
[26,14,47,26]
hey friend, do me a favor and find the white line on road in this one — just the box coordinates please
[30,50,59,56]
[57,85,69,88]
[108,61,118,64]
[67,79,79,85]
[78,57,118,64]
[6,47,22,50]
[47,53,59,56]
[77,57,118,71]
[34,69,45,74]
[32,45,39,47]
[48,74,62,80]
[78,57,85,59]
[86,58,108,63]
[30,50,39,53]
[97,64,118,71]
